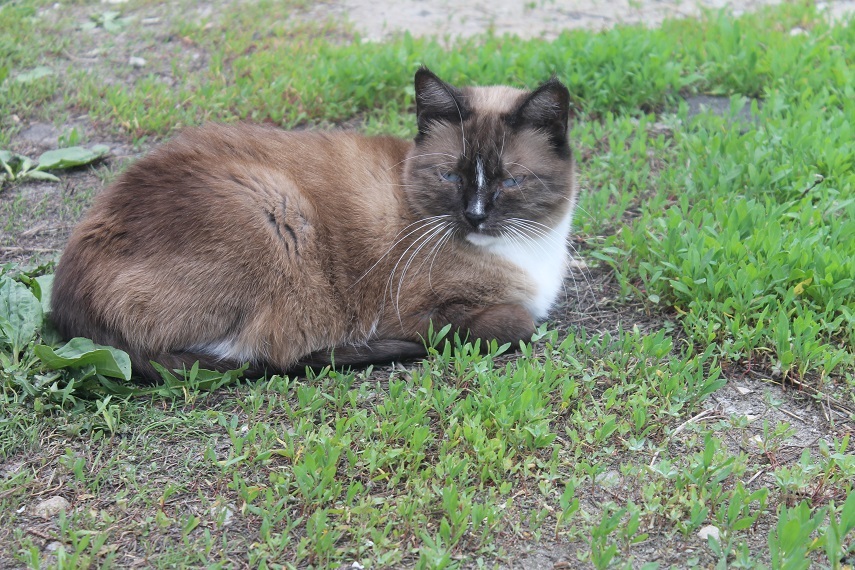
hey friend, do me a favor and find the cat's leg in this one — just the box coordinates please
[384,302,536,355]
[288,304,534,373]
[449,303,536,349]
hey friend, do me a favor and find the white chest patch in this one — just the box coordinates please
[466,209,574,320]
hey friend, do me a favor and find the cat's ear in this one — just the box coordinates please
[507,78,571,149]
[414,67,471,136]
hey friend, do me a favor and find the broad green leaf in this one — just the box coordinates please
[25,170,61,182]
[36,145,109,171]
[0,150,27,177]
[0,65,8,84]
[839,489,855,535]
[15,66,53,83]
[35,337,132,380]
[0,275,43,356]
[34,275,54,315]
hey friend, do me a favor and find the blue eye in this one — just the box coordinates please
[502,176,526,188]
[441,171,462,183]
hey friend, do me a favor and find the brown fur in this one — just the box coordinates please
[51,68,576,382]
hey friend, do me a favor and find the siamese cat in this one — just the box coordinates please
[51,67,578,382]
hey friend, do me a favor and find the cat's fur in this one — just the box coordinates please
[51,68,578,382]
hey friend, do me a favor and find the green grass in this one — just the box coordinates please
[1,0,855,568]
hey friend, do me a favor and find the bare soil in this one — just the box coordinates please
[312,0,792,41]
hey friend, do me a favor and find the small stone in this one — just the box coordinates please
[33,496,71,518]
[648,121,674,136]
[790,27,808,36]
[141,17,161,25]
[211,502,235,527]
[128,56,146,67]
[595,469,621,488]
[350,563,365,570]
[734,385,753,395]
[698,524,720,542]
[45,541,63,552]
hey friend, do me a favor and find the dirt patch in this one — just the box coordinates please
[308,0,853,42]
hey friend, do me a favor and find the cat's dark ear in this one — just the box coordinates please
[507,78,571,149]
[414,67,470,136]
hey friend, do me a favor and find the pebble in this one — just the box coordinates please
[128,56,146,67]
[698,524,721,542]
[595,469,621,488]
[33,496,71,518]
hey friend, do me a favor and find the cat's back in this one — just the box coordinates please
[106,123,410,210]
[65,123,412,260]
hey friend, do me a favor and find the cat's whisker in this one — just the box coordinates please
[503,223,551,258]
[412,161,459,175]
[503,224,570,304]
[571,202,597,224]
[505,223,576,313]
[415,224,453,280]
[351,216,450,288]
[501,165,530,203]
[564,241,603,317]
[394,222,451,315]
[505,161,551,194]
[387,152,458,170]
[446,90,468,159]
[520,222,600,317]
[506,217,552,232]
[504,219,598,315]
[384,219,450,297]
[426,228,456,291]
[384,221,450,321]
[506,219,561,247]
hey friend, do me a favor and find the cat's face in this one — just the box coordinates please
[403,68,577,245]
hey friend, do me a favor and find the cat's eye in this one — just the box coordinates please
[441,171,462,183]
[502,176,526,188]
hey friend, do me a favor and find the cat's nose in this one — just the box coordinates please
[464,201,488,226]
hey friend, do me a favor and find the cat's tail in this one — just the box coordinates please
[124,347,269,385]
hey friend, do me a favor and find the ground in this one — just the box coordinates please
[1,0,854,568]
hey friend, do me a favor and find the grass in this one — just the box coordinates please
[1,0,854,568]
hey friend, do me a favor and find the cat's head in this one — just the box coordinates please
[403,67,577,246]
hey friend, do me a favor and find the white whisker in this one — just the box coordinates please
[426,228,455,291]
[384,220,450,322]
[394,222,450,314]
[387,152,458,170]
[507,218,599,315]
[350,216,450,288]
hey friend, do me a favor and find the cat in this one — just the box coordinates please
[50,67,578,382]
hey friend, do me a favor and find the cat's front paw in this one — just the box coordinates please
[464,303,536,349]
